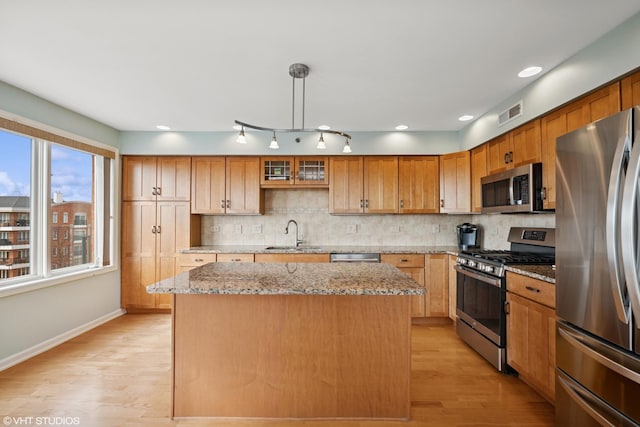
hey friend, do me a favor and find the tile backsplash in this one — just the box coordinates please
[200,189,555,249]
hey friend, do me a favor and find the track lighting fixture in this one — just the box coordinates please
[234,63,352,151]
[342,138,352,153]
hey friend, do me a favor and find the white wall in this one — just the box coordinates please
[0,80,122,366]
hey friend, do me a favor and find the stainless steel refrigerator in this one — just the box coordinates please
[556,106,640,426]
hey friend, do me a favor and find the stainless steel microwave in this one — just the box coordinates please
[481,162,545,213]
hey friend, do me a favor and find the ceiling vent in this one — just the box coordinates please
[498,101,523,126]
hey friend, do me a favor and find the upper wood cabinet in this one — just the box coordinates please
[398,156,440,214]
[486,120,541,175]
[622,69,640,109]
[122,156,191,202]
[260,156,329,187]
[329,156,398,214]
[470,144,487,213]
[439,151,470,213]
[541,82,620,210]
[191,156,264,215]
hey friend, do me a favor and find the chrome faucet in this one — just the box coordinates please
[284,219,303,247]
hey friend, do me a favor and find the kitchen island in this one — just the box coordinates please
[147,262,423,420]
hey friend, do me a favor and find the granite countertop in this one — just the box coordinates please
[183,245,460,255]
[505,264,556,284]
[147,262,425,296]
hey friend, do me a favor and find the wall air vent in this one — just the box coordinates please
[498,101,523,126]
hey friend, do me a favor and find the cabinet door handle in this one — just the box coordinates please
[231,258,241,262]
[151,225,156,234]
[220,200,225,208]
[365,200,369,208]
[525,285,540,293]
[541,187,547,200]
[440,199,445,208]
[156,226,161,234]
[226,200,230,209]
[400,200,404,209]
[360,200,363,208]
[509,151,513,163]
[504,153,508,164]
[400,259,409,263]
[504,301,510,314]
[156,186,161,195]
[195,258,204,262]
[152,187,157,196]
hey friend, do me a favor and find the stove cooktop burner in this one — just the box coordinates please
[460,249,555,265]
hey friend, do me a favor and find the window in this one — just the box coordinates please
[0,120,115,287]
[0,232,7,240]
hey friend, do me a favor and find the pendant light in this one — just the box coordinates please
[235,64,352,151]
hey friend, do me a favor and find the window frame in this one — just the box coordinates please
[0,116,118,298]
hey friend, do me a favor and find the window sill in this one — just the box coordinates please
[0,265,117,299]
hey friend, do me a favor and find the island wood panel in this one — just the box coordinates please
[172,293,411,419]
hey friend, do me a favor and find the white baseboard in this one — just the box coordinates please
[0,308,125,371]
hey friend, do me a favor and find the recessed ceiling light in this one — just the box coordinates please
[395,125,409,131]
[156,125,171,131]
[458,115,474,122]
[518,66,542,78]
[318,125,331,130]
[232,124,242,131]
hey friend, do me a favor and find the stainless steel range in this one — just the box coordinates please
[455,227,555,372]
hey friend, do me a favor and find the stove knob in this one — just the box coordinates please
[484,265,494,274]
[468,261,476,268]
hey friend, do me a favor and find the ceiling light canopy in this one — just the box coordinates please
[235,63,352,151]
[518,66,542,78]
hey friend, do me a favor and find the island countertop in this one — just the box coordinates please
[147,262,425,296]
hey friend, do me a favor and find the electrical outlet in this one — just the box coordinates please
[346,224,357,234]
[432,224,440,233]
[210,225,221,233]
[251,224,262,234]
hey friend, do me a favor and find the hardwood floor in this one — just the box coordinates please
[0,314,555,426]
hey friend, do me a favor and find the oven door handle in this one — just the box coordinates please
[455,264,502,288]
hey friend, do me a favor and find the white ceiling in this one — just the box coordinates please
[2,1,640,133]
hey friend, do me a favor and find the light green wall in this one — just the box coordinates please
[0,80,122,364]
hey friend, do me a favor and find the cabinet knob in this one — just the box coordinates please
[399,200,404,209]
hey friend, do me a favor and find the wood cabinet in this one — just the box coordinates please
[541,82,621,210]
[486,120,541,175]
[621,69,640,109]
[254,253,330,263]
[191,156,264,215]
[216,253,255,263]
[425,254,449,317]
[398,156,440,214]
[177,253,217,272]
[121,155,199,312]
[506,272,556,403]
[122,156,191,202]
[121,201,200,311]
[329,156,398,214]
[439,151,470,213]
[381,254,425,318]
[260,156,329,187]
[448,254,457,321]
[470,144,487,213]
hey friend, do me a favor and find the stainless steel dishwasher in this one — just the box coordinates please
[329,253,380,263]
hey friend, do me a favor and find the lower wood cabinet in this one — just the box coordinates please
[177,253,217,272]
[448,254,457,321]
[424,254,449,317]
[506,272,556,403]
[381,254,425,317]
[216,253,255,263]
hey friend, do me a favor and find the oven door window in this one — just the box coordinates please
[456,270,505,346]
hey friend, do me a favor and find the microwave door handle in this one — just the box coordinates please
[509,176,515,205]
[606,133,631,324]
[621,127,640,329]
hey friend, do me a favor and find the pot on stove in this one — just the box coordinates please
[456,223,479,250]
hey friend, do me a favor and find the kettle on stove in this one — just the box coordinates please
[456,223,479,250]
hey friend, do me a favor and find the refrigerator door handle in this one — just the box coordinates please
[557,370,630,427]
[606,132,631,323]
[559,325,640,385]
[621,121,640,329]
